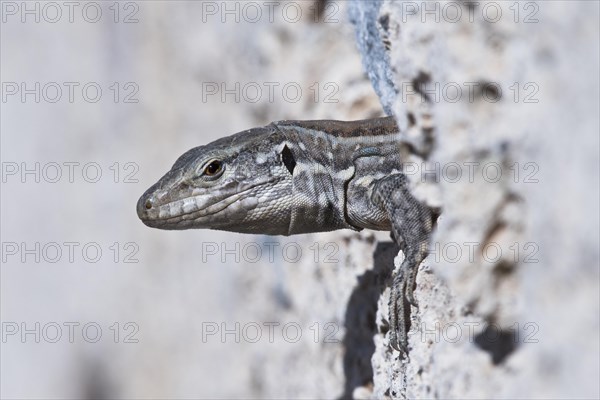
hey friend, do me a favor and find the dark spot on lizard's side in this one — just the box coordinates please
[412,71,433,103]
[281,145,296,174]
[319,196,342,229]
[407,112,416,127]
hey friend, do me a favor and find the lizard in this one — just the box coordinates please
[136,116,436,354]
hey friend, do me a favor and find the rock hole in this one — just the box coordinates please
[412,71,433,103]
[474,324,518,364]
[378,14,390,32]
[475,80,502,102]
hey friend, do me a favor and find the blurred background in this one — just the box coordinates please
[1,1,385,398]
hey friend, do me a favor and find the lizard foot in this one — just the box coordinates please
[388,266,410,353]
[371,173,433,354]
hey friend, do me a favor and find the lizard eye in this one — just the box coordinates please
[204,160,223,176]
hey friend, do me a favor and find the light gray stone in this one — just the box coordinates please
[350,0,599,398]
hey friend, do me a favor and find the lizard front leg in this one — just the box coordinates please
[371,173,433,354]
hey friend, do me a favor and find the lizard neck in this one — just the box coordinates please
[274,117,402,235]
[272,123,355,235]
[274,121,378,235]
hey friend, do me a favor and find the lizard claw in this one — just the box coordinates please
[404,257,420,307]
[388,329,408,354]
[388,269,410,355]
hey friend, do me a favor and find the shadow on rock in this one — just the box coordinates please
[340,241,399,399]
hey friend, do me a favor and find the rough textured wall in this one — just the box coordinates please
[350,0,599,398]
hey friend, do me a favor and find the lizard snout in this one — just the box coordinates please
[136,191,156,223]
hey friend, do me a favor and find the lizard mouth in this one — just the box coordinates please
[137,178,278,229]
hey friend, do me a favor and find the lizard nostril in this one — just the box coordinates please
[145,199,153,210]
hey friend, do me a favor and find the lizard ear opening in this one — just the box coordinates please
[281,145,296,175]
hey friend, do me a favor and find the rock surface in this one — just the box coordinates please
[350,0,599,398]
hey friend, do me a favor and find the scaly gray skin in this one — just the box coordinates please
[137,116,435,354]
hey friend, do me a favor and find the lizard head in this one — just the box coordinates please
[136,124,298,234]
